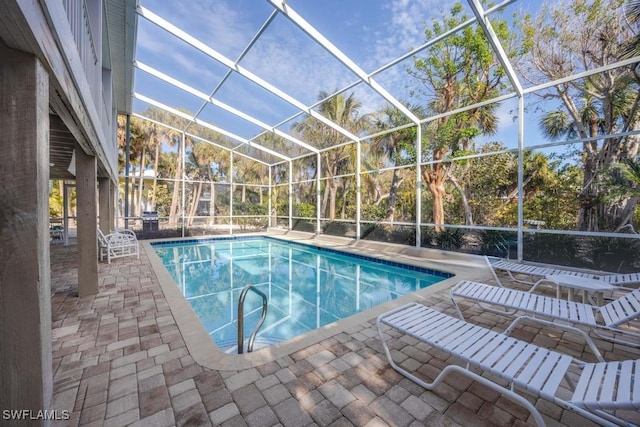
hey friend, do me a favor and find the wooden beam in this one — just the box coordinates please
[0,0,117,180]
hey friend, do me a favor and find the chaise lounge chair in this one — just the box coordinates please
[97,227,139,264]
[488,256,640,290]
[450,280,640,353]
[377,302,640,427]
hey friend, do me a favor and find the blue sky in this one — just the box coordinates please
[133,0,549,159]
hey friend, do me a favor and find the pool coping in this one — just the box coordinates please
[143,230,495,371]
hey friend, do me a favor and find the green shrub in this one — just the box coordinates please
[389,227,416,246]
[276,203,288,216]
[435,229,465,251]
[233,202,267,215]
[523,233,582,266]
[361,204,385,221]
[587,237,640,273]
[360,223,389,241]
[293,202,315,218]
[323,221,350,236]
[292,219,315,232]
[232,202,268,231]
[479,230,517,258]
[421,227,437,247]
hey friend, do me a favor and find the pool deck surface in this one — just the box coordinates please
[50,231,640,426]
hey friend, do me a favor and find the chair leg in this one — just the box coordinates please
[529,278,557,293]
[592,327,640,349]
[449,284,466,320]
[485,256,505,287]
[507,270,536,285]
[503,316,605,362]
[376,317,546,427]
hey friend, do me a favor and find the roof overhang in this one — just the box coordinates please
[106,0,137,114]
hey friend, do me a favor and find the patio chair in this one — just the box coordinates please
[49,225,64,242]
[377,302,640,427]
[97,227,139,264]
[487,256,640,290]
[450,280,640,353]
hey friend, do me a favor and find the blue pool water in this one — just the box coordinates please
[152,236,451,353]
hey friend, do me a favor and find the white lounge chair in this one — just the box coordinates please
[488,256,640,290]
[377,302,640,427]
[97,227,139,264]
[451,280,640,352]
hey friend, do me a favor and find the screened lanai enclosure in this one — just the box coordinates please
[119,0,640,272]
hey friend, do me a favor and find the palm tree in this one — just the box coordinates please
[294,91,371,220]
[359,156,385,211]
[253,133,289,215]
[270,159,294,225]
[623,157,640,185]
[141,108,191,227]
[608,156,640,231]
[235,158,263,203]
[185,142,219,226]
[624,0,640,57]
[538,89,639,231]
[522,0,640,231]
[117,115,148,217]
[370,103,422,223]
[134,118,156,216]
[138,118,164,211]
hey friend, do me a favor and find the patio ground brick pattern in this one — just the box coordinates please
[49,243,640,426]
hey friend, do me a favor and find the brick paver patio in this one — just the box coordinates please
[49,242,640,426]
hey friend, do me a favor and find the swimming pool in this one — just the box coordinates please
[152,236,451,353]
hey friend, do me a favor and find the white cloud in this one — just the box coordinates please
[360,0,462,106]
[138,1,358,127]
[137,36,224,97]
[239,16,357,107]
[135,0,466,140]
[367,1,433,70]
[140,0,255,59]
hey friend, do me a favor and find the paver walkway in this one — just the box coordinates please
[49,243,640,426]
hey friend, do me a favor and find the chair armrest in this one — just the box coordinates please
[107,229,138,242]
[105,232,136,244]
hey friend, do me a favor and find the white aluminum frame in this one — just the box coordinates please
[125,0,640,260]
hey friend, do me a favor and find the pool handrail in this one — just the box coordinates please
[237,285,268,354]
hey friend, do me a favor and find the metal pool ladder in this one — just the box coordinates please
[237,285,268,354]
